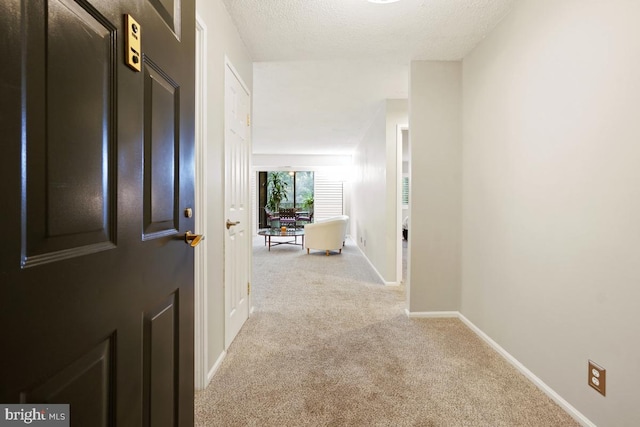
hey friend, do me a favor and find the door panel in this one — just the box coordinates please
[23,0,116,266]
[148,0,181,37]
[0,0,195,425]
[143,59,180,239]
[21,338,113,427]
[143,293,178,427]
[46,0,113,238]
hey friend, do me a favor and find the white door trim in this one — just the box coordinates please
[194,14,208,390]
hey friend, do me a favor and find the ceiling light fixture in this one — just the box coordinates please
[367,0,401,3]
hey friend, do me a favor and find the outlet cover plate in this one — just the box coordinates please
[588,360,606,396]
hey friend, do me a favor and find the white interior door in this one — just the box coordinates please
[224,60,250,348]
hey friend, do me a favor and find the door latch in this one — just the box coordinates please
[184,231,204,247]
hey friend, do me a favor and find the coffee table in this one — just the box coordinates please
[258,229,305,251]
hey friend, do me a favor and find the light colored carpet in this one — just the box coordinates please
[195,236,579,427]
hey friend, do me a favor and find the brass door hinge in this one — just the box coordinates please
[247,282,251,295]
[246,114,250,127]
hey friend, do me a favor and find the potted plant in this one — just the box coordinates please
[266,171,289,212]
[302,194,314,213]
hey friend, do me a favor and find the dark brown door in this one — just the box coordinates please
[0,0,195,425]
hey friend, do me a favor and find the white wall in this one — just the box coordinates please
[352,100,406,284]
[253,154,352,169]
[462,1,640,425]
[353,103,386,277]
[196,0,253,380]
[408,61,462,312]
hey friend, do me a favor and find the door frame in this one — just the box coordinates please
[224,56,252,349]
[397,124,408,285]
[194,13,208,390]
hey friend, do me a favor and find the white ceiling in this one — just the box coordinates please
[253,59,408,155]
[222,0,515,155]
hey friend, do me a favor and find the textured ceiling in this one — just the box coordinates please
[222,0,515,155]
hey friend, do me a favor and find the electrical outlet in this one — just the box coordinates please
[588,360,606,396]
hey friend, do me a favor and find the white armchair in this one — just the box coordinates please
[304,215,349,256]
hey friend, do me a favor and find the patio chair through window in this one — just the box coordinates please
[278,208,297,229]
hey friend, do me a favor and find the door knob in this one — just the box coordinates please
[226,220,240,230]
[185,231,204,247]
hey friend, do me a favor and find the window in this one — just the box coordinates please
[294,171,314,209]
[262,171,314,211]
[402,175,409,207]
[257,170,345,228]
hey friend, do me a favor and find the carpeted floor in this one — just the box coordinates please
[194,237,579,426]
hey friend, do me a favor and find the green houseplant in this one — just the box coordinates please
[301,194,314,212]
[266,171,289,212]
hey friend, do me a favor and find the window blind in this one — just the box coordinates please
[402,176,409,207]
[314,171,343,221]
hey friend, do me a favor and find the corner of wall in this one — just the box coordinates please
[408,61,462,313]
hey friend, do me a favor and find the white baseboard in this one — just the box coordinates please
[352,240,398,286]
[405,310,595,427]
[457,313,595,427]
[405,309,459,318]
[206,350,227,385]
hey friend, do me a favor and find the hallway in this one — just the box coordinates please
[194,238,577,426]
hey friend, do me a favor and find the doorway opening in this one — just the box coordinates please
[397,125,409,284]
